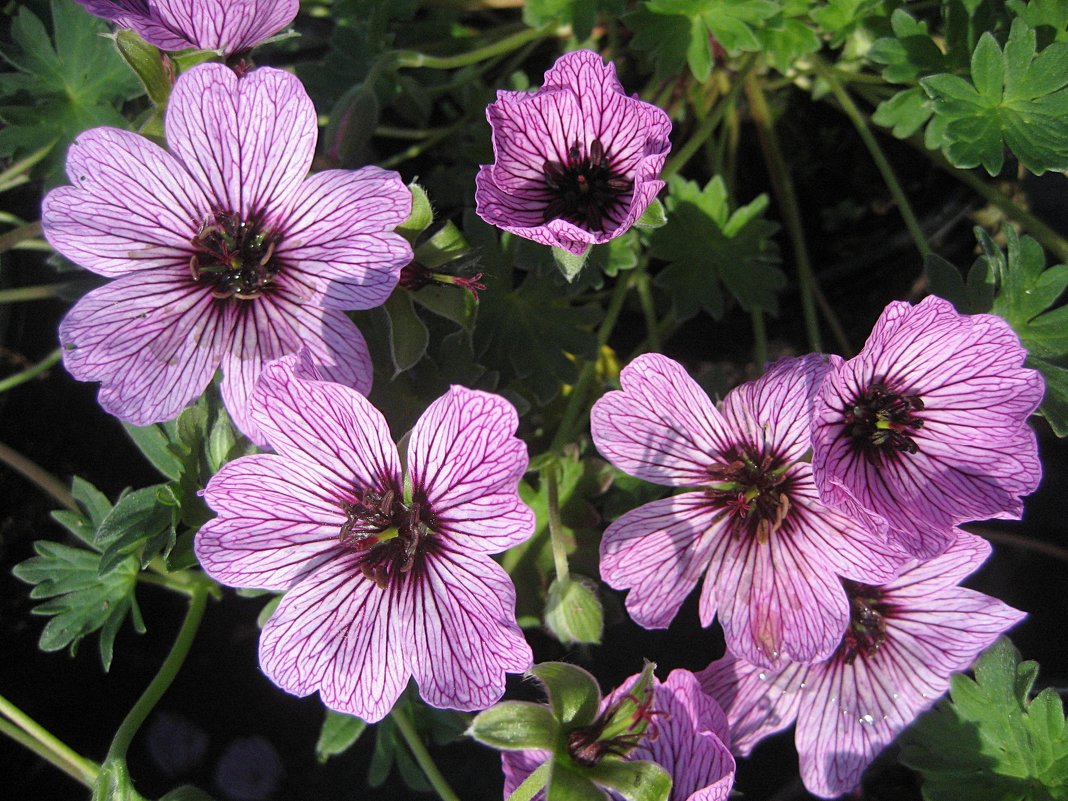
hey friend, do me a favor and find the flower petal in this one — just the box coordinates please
[277,167,412,310]
[407,545,531,711]
[259,555,411,722]
[165,63,315,220]
[408,387,534,553]
[42,127,209,277]
[196,453,347,590]
[592,353,732,486]
[600,493,725,629]
[251,352,398,493]
[59,273,229,425]
[143,0,298,53]
[221,298,373,444]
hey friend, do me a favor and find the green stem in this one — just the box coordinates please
[811,53,930,258]
[395,24,555,71]
[745,69,823,352]
[0,283,70,303]
[0,145,54,194]
[0,694,99,786]
[105,587,208,763]
[545,462,570,583]
[0,441,78,512]
[391,705,462,801]
[750,307,768,366]
[550,273,631,453]
[507,761,551,801]
[378,116,473,169]
[0,221,43,254]
[0,348,61,394]
[662,55,758,179]
[634,266,661,353]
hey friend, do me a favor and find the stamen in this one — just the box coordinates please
[540,138,633,231]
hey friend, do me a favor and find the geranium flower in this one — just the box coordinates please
[194,352,535,722]
[42,63,411,442]
[501,669,736,801]
[590,354,904,668]
[698,530,1024,799]
[475,49,671,255]
[74,0,298,54]
[811,295,1044,558]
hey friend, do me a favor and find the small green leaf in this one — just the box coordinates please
[122,421,184,480]
[552,246,592,283]
[414,221,471,270]
[633,198,667,229]
[1028,355,1068,436]
[468,701,560,750]
[383,291,430,374]
[544,575,604,645]
[530,662,602,728]
[869,9,947,84]
[585,759,672,801]
[398,183,434,243]
[316,710,369,763]
[93,485,175,575]
[114,30,171,107]
[873,87,934,138]
[547,762,607,801]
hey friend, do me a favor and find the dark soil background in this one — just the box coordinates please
[2,99,1066,801]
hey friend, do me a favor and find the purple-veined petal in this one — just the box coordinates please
[276,167,412,310]
[259,554,411,723]
[501,749,550,799]
[720,355,829,464]
[143,0,298,53]
[220,297,372,444]
[881,529,989,597]
[250,353,399,493]
[600,493,725,630]
[42,127,209,278]
[707,513,850,668]
[592,353,733,486]
[407,544,531,711]
[408,387,534,553]
[73,0,148,21]
[165,63,315,221]
[196,453,347,590]
[59,273,229,425]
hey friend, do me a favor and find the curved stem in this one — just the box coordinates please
[810,53,930,259]
[105,587,208,763]
[545,462,570,584]
[970,526,1068,567]
[0,145,53,194]
[634,266,661,353]
[0,694,99,786]
[0,348,61,394]
[0,283,71,303]
[391,705,462,801]
[0,221,43,254]
[0,441,78,512]
[395,24,555,71]
[745,68,823,352]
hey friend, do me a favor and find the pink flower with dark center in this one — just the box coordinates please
[502,669,736,801]
[590,354,905,669]
[194,352,535,721]
[42,63,412,442]
[811,295,1044,558]
[698,530,1024,799]
[74,0,298,54]
[475,49,671,255]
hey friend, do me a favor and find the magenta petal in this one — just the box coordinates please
[600,493,725,629]
[145,0,298,52]
[251,354,398,490]
[42,127,209,278]
[592,353,733,486]
[196,454,346,590]
[165,64,315,221]
[278,167,412,310]
[407,545,531,712]
[259,555,412,722]
[407,387,534,553]
[221,298,372,445]
[59,274,229,425]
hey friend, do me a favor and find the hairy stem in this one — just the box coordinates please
[0,694,99,786]
[0,348,61,395]
[745,69,823,352]
[391,704,462,801]
[811,54,930,259]
[0,441,78,512]
[105,587,208,763]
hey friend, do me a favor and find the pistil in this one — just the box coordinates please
[542,138,633,231]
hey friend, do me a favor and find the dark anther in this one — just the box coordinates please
[840,581,891,665]
[705,449,792,543]
[845,382,925,463]
[541,138,633,232]
[190,211,281,301]
[340,486,434,588]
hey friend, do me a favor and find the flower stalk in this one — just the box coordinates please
[0,693,99,787]
[391,704,463,801]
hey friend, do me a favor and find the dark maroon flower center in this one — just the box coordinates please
[840,581,891,665]
[339,487,434,589]
[845,382,925,462]
[542,139,633,232]
[706,449,791,544]
[190,211,281,301]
